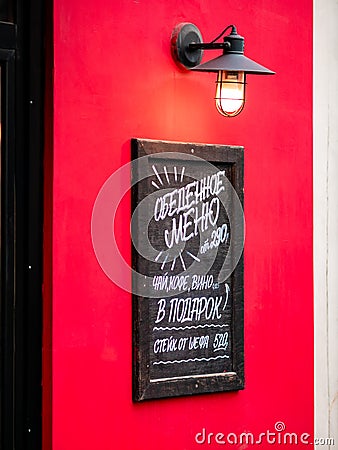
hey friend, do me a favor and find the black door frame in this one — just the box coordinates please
[1,1,46,449]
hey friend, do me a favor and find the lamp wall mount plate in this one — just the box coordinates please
[171,23,204,69]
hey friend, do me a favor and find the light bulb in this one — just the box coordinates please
[215,71,246,117]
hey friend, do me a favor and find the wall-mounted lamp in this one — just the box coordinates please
[171,23,275,117]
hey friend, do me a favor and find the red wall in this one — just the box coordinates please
[52,0,313,448]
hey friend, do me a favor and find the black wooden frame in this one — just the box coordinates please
[131,138,244,401]
[0,0,46,448]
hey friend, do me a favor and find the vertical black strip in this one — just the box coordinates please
[1,48,16,450]
[0,0,46,448]
[15,0,45,448]
[22,0,44,447]
[14,2,26,447]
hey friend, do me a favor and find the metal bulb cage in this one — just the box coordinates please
[171,23,275,117]
[215,71,246,117]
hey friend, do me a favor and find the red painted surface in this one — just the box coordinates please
[52,0,313,449]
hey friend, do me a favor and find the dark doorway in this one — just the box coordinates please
[0,1,46,449]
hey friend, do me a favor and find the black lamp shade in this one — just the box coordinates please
[192,53,275,74]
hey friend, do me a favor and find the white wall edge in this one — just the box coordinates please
[314,1,338,449]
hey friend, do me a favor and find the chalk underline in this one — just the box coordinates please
[153,324,229,331]
[153,354,230,365]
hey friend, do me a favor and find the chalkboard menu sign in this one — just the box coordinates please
[131,139,244,401]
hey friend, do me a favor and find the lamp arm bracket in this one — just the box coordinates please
[189,42,230,51]
[171,23,235,70]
